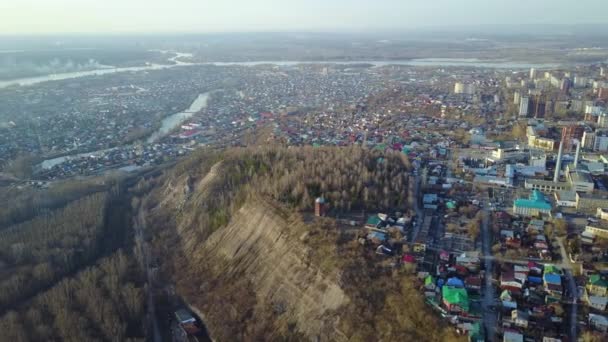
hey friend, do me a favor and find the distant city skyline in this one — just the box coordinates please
[2,0,608,35]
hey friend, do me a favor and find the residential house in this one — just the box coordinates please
[465,275,482,292]
[589,313,608,332]
[501,267,524,293]
[503,330,524,342]
[456,251,480,272]
[587,295,608,311]
[511,310,530,328]
[544,273,563,297]
[587,275,608,297]
[501,290,517,310]
[442,286,470,313]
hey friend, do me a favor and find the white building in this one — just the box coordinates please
[529,150,547,168]
[586,105,604,115]
[555,191,577,207]
[582,131,596,150]
[594,133,608,152]
[454,82,476,95]
[574,76,588,88]
[513,91,521,104]
[598,113,608,128]
[519,97,530,116]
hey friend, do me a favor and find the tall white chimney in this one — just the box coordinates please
[574,140,581,169]
[554,140,564,183]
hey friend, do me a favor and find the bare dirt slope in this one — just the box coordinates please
[200,200,348,338]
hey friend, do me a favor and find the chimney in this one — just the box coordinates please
[574,140,581,169]
[554,140,564,183]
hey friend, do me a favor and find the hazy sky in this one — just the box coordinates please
[2,0,608,34]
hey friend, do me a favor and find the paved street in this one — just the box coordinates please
[557,237,578,341]
[480,209,497,341]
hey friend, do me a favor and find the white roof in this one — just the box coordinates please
[504,331,524,342]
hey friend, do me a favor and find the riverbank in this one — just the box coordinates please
[0,57,563,89]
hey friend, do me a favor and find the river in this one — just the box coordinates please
[1,56,560,89]
[0,51,194,89]
[39,91,212,170]
[146,92,211,143]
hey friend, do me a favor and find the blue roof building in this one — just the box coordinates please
[513,190,552,217]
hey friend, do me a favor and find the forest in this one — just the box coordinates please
[0,250,145,342]
[0,177,146,341]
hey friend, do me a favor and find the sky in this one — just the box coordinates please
[2,0,608,35]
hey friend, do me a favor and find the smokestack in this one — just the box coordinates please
[574,140,581,169]
[554,140,564,183]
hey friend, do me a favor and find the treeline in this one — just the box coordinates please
[0,250,145,342]
[0,179,108,228]
[145,146,411,244]
[166,145,411,212]
[0,192,109,312]
[238,145,411,211]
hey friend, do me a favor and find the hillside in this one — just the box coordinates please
[140,146,464,341]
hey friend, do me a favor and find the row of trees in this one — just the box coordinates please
[0,178,108,228]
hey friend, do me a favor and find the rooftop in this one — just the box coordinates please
[555,190,577,202]
[442,286,470,312]
[514,190,552,210]
[569,171,593,184]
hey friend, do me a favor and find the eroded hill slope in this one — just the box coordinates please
[141,147,463,341]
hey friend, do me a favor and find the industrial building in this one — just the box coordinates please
[513,190,552,217]
[576,193,608,213]
[554,191,577,207]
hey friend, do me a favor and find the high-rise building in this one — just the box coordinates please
[598,113,608,128]
[561,125,585,151]
[586,105,604,115]
[530,96,546,118]
[594,131,608,152]
[454,82,464,94]
[601,66,605,77]
[582,131,596,150]
[545,100,554,116]
[530,68,537,79]
[519,97,530,117]
[513,91,521,105]
[574,76,588,88]
[560,78,571,93]
[454,82,475,95]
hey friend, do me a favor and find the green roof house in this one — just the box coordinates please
[366,215,382,228]
[588,274,608,297]
[442,286,470,313]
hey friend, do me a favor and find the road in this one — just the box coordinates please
[557,238,578,341]
[480,209,497,341]
[410,173,425,242]
[135,206,162,342]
